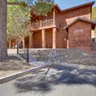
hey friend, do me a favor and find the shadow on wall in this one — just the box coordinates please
[14,64,96,93]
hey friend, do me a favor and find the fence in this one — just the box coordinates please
[18,48,59,64]
[18,48,29,63]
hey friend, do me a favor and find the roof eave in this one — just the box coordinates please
[64,17,96,31]
[54,1,95,13]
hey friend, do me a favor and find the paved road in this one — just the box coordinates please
[0,64,96,96]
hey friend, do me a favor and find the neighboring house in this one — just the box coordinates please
[8,1,96,51]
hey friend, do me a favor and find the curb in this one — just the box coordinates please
[0,64,49,84]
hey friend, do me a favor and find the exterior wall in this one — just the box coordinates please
[56,29,67,48]
[55,5,92,49]
[33,31,42,48]
[45,29,52,48]
[65,6,92,24]
[56,5,92,27]
[31,28,67,48]
[25,36,29,48]
[7,39,16,48]
[68,20,91,50]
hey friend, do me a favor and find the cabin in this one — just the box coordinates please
[28,1,96,50]
[8,1,96,51]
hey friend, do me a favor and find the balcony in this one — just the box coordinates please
[31,18,59,31]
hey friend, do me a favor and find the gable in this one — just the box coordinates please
[64,17,96,31]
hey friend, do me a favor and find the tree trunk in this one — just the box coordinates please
[0,0,7,61]
[22,37,25,49]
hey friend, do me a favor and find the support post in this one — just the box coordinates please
[42,29,46,48]
[52,28,56,48]
[29,32,33,48]
[26,48,29,63]
[17,40,19,54]
[67,39,69,49]
[67,32,69,49]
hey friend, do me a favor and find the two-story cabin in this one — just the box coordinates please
[8,1,96,50]
[28,1,96,50]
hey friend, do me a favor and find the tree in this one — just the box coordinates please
[7,4,30,48]
[92,7,96,21]
[0,0,7,61]
[32,0,54,16]
[7,0,54,48]
[92,6,96,33]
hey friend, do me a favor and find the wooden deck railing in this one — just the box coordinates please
[31,19,54,30]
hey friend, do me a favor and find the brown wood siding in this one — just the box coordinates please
[45,30,52,48]
[25,36,29,48]
[33,31,42,48]
[56,5,91,28]
[56,29,67,48]
[68,20,91,50]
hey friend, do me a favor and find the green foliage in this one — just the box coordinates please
[32,0,54,16]
[36,0,54,4]
[92,7,96,33]
[7,4,30,40]
[7,0,34,6]
[32,2,53,16]
[92,6,96,21]
[7,0,54,40]
[94,28,96,33]
[7,0,19,2]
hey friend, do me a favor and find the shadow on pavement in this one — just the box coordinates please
[14,64,96,93]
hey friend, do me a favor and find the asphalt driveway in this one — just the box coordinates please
[0,64,96,96]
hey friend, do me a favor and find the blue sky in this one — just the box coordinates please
[55,0,96,10]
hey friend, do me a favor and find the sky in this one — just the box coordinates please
[54,0,96,10]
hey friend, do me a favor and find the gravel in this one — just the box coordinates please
[0,56,35,78]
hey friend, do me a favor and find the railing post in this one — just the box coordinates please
[46,19,47,26]
[40,20,42,27]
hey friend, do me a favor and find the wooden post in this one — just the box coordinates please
[42,29,46,48]
[26,48,29,63]
[67,33,69,49]
[17,40,19,54]
[40,20,42,27]
[8,39,11,48]
[67,39,69,48]
[29,32,33,48]
[53,8,56,25]
[52,27,56,48]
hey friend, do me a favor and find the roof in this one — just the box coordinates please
[64,17,96,30]
[30,1,95,20]
[54,1,95,12]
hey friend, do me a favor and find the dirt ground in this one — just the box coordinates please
[0,56,35,78]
